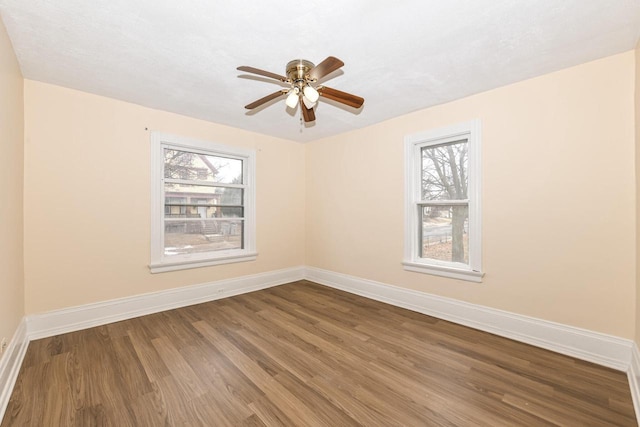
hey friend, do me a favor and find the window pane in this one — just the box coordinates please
[420,205,468,264]
[212,187,243,206]
[164,219,243,256]
[164,183,243,220]
[421,140,468,200]
[215,207,243,218]
[164,148,243,184]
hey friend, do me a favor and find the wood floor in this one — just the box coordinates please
[2,281,636,426]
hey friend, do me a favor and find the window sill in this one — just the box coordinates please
[402,260,483,283]
[150,252,257,273]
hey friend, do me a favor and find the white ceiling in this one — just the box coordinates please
[1,1,639,143]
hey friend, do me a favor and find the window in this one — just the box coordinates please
[150,132,256,273]
[403,120,483,282]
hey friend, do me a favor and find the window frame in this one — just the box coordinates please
[403,120,483,282]
[150,132,256,273]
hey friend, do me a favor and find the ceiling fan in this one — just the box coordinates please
[237,56,364,123]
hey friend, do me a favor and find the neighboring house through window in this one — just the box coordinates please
[150,132,256,273]
[403,120,483,282]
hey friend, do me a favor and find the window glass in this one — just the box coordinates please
[421,140,468,201]
[164,219,243,255]
[164,149,243,184]
[420,206,469,263]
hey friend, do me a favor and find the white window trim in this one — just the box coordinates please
[403,119,483,282]
[150,132,257,273]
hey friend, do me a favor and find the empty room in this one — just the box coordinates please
[2,0,640,425]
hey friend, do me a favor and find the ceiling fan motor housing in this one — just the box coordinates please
[286,59,315,86]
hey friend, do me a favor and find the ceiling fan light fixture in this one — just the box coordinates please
[303,85,319,103]
[302,95,316,109]
[285,87,299,108]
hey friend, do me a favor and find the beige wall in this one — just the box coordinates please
[0,18,24,349]
[636,42,640,344]
[307,51,636,338]
[23,81,305,314]
[19,50,639,339]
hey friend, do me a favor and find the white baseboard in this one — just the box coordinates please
[28,266,305,340]
[305,267,633,371]
[0,318,28,423]
[628,343,640,422]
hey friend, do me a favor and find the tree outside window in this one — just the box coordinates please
[420,140,468,263]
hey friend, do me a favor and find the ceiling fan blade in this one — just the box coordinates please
[300,97,316,122]
[308,56,344,81]
[237,66,288,82]
[244,90,287,109]
[318,86,364,109]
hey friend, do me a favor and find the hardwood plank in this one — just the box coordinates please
[247,395,296,427]
[192,320,333,426]
[127,323,171,383]
[2,281,636,426]
[271,371,359,426]
[151,336,208,398]
[306,374,404,426]
[129,382,171,427]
